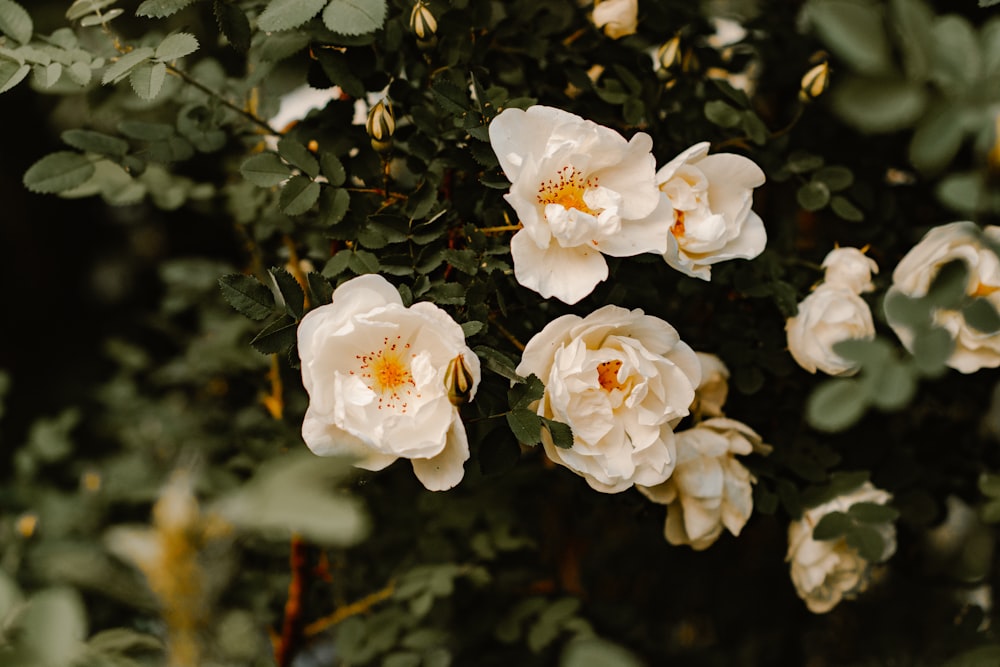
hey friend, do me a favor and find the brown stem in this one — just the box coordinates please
[303,582,396,637]
[488,312,526,352]
[274,535,309,667]
[166,65,279,136]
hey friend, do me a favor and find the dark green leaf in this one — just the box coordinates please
[741,111,769,145]
[270,266,305,319]
[979,472,1000,498]
[474,345,521,382]
[279,175,320,215]
[424,282,465,305]
[315,49,364,99]
[320,152,346,187]
[508,373,544,409]
[118,120,174,141]
[322,0,387,35]
[807,0,893,75]
[277,136,320,177]
[258,0,326,31]
[320,187,350,226]
[806,378,867,432]
[23,152,95,193]
[136,0,199,18]
[507,409,543,446]
[541,418,573,449]
[942,645,1000,667]
[813,166,854,191]
[797,181,831,211]
[432,79,469,115]
[241,152,291,187]
[911,325,954,373]
[461,321,484,337]
[213,0,251,52]
[704,100,742,128]
[846,523,888,562]
[0,0,31,44]
[61,129,129,157]
[218,273,276,320]
[442,249,479,275]
[830,195,864,221]
[307,272,334,306]
[347,249,379,274]
[926,260,969,308]
[963,298,1000,334]
[848,501,900,523]
[478,436,521,475]
[812,511,852,540]
[251,315,298,354]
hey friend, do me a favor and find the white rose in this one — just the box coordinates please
[592,0,637,39]
[822,246,878,294]
[886,221,1000,374]
[297,274,481,491]
[489,105,668,304]
[787,482,896,614]
[786,284,875,376]
[655,142,767,280]
[692,352,730,419]
[638,418,759,550]
[517,305,701,493]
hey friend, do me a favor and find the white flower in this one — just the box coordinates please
[297,274,481,491]
[655,142,767,280]
[638,418,760,550]
[787,482,896,614]
[886,221,1000,374]
[592,0,637,39]
[489,105,667,304]
[822,246,878,294]
[786,285,875,376]
[692,352,730,419]
[517,305,701,493]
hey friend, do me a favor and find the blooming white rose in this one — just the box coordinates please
[638,418,759,550]
[786,285,875,376]
[517,305,701,493]
[297,274,481,491]
[822,247,878,294]
[691,352,730,419]
[787,482,896,613]
[489,105,668,304]
[886,221,1000,374]
[655,142,767,280]
[592,0,637,39]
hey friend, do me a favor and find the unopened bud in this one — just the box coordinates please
[366,98,395,152]
[445,354,475,406]
[799,61,830,102]
[656,35,682,72]
[410,1,437,41]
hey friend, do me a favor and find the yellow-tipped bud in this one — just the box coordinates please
[656,35,682,72]
[445,354,475,406]
[366,98,395,152]
[410,1,437,41]
[799,61,830,102]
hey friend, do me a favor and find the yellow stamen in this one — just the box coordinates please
[537,166,598,215]
[597,360,623,391]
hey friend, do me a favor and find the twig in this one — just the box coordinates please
[303,582,396,637]
[477,224,522,234]
[489,312,526,352]
[166,65,279,136]
[274,535,308,667]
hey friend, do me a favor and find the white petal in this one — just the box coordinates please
[511,230,609,304]
[411,413,470,491]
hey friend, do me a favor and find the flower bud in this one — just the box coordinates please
[799,61,830,102]
[366,98,395,152]
[656,34,682,72]
[410,1,437,41]
[445,353,475,406]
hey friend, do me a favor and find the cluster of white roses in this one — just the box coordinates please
[786,247,879,376]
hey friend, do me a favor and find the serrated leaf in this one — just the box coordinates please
[424,282,465,305]
[320,187,350,226]
[62,129,128,157]
[306,272,333,306]
[347,249,379,274]
[258,0,327,31]
[219,273,275,320]
[461,321,484,337]
[431,79,469,115]
[136,0,199,18]
[23,151,95,193]
[507,409,543,446]
[0,57,28,93]
[80,8,123,26]
[251,316,298,354]
[442,249,479,275]
[320,152,346,186]
[240,152,291,187]
[129,60,167,100]
[66,0,117,21]
[270,266,305,319]
[806,377,867,432]
[848,501,900,523]
[279,175,320,215]
[277,135,320,177]
[0,0,32,44]
[508,374,544,409]
[475,345,521,383]
[213,0,251,52]
[812,511,852,540]
[102,47,154,85]
[155,32,199,61]
[541,417,573,449]
[32,62,62,89]
[322,0,387,35]
[66,61,91,86]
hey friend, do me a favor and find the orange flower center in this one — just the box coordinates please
[597,359,623,391]
[672,209,686,237]
[353,336,419,412]
[537,166,599,215]
[972,282,999,298]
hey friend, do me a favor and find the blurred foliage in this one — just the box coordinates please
[1,0,1000,666]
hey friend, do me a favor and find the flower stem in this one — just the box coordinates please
[303,582,396,637]
[477,224,523,234]
[273,535,308,667]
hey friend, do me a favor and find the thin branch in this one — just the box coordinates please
[489,312,526,352]
[477,224,523,234]
[166,65,279,136]
[303,582,396,637]
[274,535,309,667]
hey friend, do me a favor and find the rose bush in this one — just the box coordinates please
[516,305,700,493]
[297,274,480,491]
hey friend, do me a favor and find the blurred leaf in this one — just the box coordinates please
[219,273,276,320]
[909,105,967,174]
[320,187,351,226]
[320,151,346,187]
[846,523,888,561]
[704,100,742,128]
[807,378,867,432]
[942,645,1000,667]
[812,511,851,540]
[23,152,95,194]
[19,588,88,666]
[213,0,251,52]
[925,260,969,308]
[0,0,31,44]
[963,298,1000,334]
[561,638,643,667]
[258,0,326,31]
[832,76,928,133]
[136,0,199,17]
[813,166,854,191]
[807,0,893,75]
[322,0,388,36]
[62,129,129,157]
[797,181,831,211]
[830,195,864,221]
[910,325,954,373]
[848,501,900,523]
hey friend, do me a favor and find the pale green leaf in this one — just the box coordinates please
[20,588,87,665]
[322,0,387,36]
[66,61,92,85]
[66,0,118,21]
[80,7,123,25]
[258,0,327,31]
[807,0,893,75]
[32,61,61,88]
[129,60,167,100]
[136,0,199,18]
[23,151,95,193]
[561,638,642,667]
[0,0,31,44]
[102,47,154,85]
[62,129,129,157]
[155,32,199,61]
[831,76,928,133]
[807,378,867,432]
[0,57,28,93]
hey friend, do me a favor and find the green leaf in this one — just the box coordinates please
[507,409,543,446]
[87,628,163,656]
[258,0,327,31]
[0,0,30,44]
[561,637,643,667]
[963,298,1000,334]
[66,61,91,86]
[270,266,305,319]
[806,0,893,75]
[315,49,364,98]
[19,588,87,665]
[307,272,333,306]
[704,99,742,128]
[213,0,251,52]
[910,325,954,373]
[136,0,199,17]
[0,58,30,93]
[277,135,320,177]
[797,181,831,211]
[890,0,934,81]
[866,360,916,409]
[32,62,62,89]
[806,378,867,432]
[320,152,346,187]
[786,151,824,173]
[219,273,276,320]
[925,259,969,309]
[320,187,350,226]
[508,373,544,409]
[102,47,155,85]
[241,152,291,187]
[848,501,900,523]
[979,472,1000,498]
[830,195,864,221]
[812,511,852,540]
[118,120,174,141]
[541,417,573,449]
[62,129,129,157]
[741,111,769,145]
[23,151,95,194]
[347,249,379,274]
[432,79,470,115]
[129,60,167,100]
[832,76,928,133]
[155,32,199,61]
[66,0,117,21]
[845,523,888,562]
[250,315,298,354]
[813,166,854,191]
[936,172,985,216]
[909,105,966,174]
[322,0,388,36]
[279,175,321,215]
[474,345,521,382]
